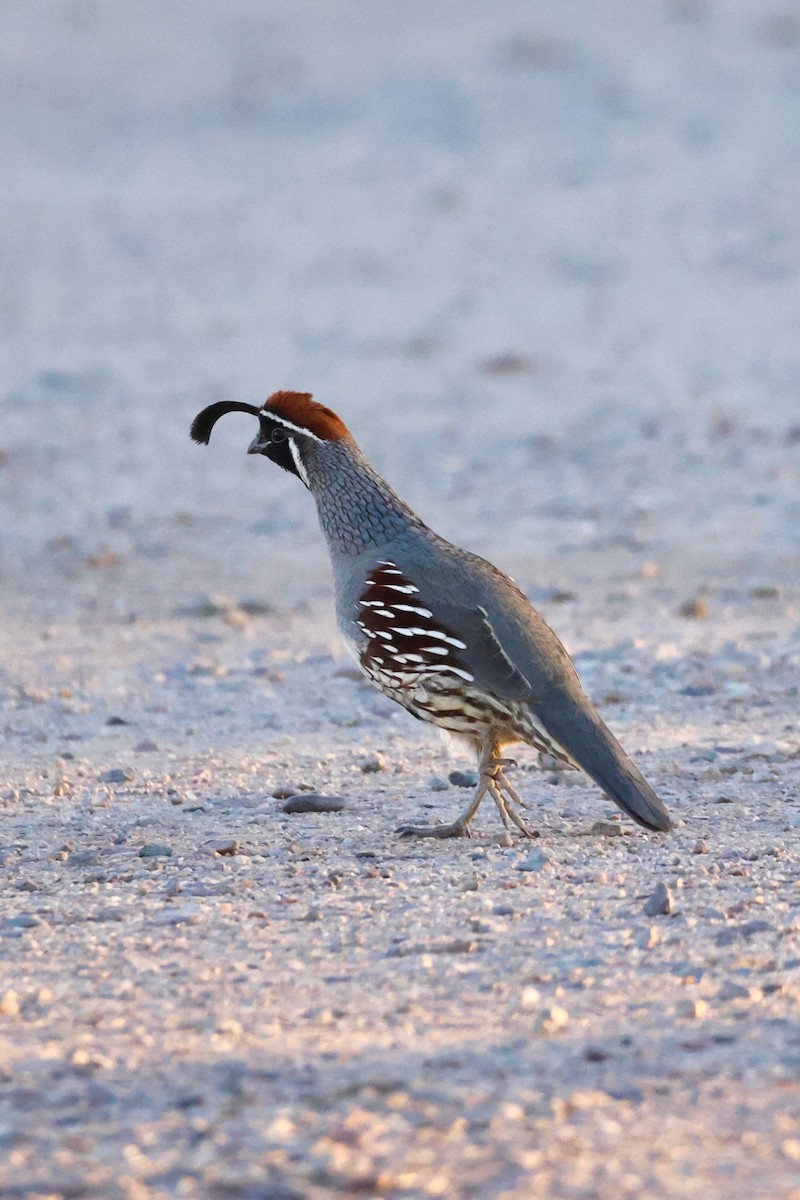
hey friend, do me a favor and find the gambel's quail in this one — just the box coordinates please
[191,391,672,838]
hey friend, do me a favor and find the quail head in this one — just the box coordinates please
[191,391,672,839]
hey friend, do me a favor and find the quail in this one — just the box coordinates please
[191,391,672,838]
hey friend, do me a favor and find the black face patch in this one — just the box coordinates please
[251,415,304,480]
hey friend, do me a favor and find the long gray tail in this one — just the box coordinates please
[535,696,672,832]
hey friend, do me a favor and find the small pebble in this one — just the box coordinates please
[67,850,99,867]
[138,843,173,858]
[0,991,20,1017]
[449,770,479,789]
[429,776,449,792]
[180,593,239,618]
[520,986,541,1009]
[100,767,135,784]
[539,1004,569,1033]
[213,839,240,857]
[678,597,709,619]
[679,998,708,1019]
[2,914,40,929]
[282,794,347,814]
[516,848,550,872]
[643,881,674,916]
[360,754,385,774]
[134,739,158,752]
[271,783,315,799]
[718,980,762,1003]
[590,821,623,837]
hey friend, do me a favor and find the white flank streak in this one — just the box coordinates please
[385,583,418,594]
[404,653,425,662]
[287,438,310,486]
[360,599,384,608]
[266,412,323,443]
[447,667,475,681]
[376,630,393,640]
[392,604,433,617]
[408,628,466,648]
[375,609,394,618]
[422,645,449,656]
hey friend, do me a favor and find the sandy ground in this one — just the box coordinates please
[2,2,800,1197]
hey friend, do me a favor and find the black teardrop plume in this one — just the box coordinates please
[190,401,263,445]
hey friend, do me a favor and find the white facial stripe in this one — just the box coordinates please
[287,438,310,487]
[263,411,323,443]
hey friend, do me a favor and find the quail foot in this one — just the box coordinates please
[191,391,672,839]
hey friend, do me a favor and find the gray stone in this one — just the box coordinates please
[138,843,173,858]
[282,794,347,814]
[100,767,135,784]
[360,754,385,773]
[271,783,315,799]
[643,881,674,916]
[449,770,479,788]
[516,848,550,872]
[590,821,623,837]
[67,850,100,867]
[212,839,240,856]
[2,914,41,929]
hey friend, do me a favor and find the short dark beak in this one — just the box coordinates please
[247,434,268,455]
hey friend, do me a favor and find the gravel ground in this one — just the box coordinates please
[2,3,800,1198]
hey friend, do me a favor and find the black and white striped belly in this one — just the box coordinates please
[346,560,575,763]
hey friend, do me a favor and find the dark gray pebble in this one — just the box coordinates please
[282,794,347,814]
[2,914,41,929]
[138,843,173,858]
[100,768,134,784]
[67,850,99,867]
[449,770,479,788]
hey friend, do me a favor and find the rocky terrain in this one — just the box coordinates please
[1,2,799,1197]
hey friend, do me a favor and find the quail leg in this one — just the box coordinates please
[398,742,537,839]
[397,776,490,839]
[485,752,539,838]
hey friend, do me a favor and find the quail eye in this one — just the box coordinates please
[271,428,287,443]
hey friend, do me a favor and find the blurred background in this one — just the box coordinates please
[1,0,798,623]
